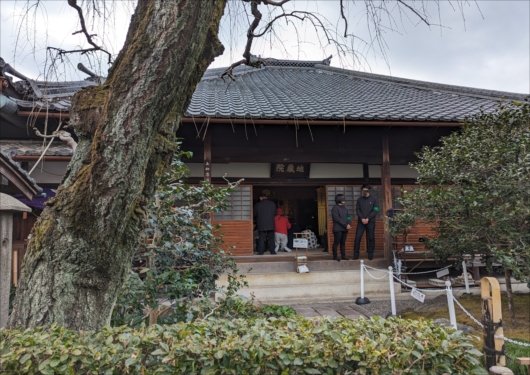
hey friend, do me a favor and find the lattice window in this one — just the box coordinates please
[327,185,384,219]
[214,186,252,221]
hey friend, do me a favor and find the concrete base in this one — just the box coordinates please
[218,260,401,304]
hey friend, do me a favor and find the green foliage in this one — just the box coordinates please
[261,304,298,318]
[111,143,248,327]
[1,316,486,375]
[506,339,530,375]
[391,101,530,282]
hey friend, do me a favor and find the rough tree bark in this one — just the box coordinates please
[9,0,227,330]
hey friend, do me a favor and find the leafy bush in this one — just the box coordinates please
[111,144,248,327]
[261,304,298,318]
[1,316,487,375]
[506,339,530,375]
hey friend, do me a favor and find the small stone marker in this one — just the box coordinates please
[489,366,514,375]
[516,358,530,375]
[0,193,31,328]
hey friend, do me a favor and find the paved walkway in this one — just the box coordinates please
[289,303,367,319]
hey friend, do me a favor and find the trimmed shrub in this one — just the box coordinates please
[1,316,486,375]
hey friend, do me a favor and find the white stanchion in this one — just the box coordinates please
[462,261,471,294]
[355,260,370,305]
[445,280,458,330]
[388,266,397,316]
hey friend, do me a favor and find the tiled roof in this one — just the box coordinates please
[3,56,528,122]
[186,58,528,122]
[0,140,74,156]
[0,151,43,194]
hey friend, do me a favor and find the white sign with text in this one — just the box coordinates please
[436,268,450,278]
[293,238,308,248]
[410,288,426,303]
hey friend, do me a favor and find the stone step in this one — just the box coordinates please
[218,268,400,304]
[236,259,388,274]
[222,282,398,304]
[220,269,390,287]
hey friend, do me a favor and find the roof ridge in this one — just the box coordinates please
[258,55,332,68]
[314,64,529,101]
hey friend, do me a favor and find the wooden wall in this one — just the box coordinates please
[326,219,385,256]
[213,220,254,256]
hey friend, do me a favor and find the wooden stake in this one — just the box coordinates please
[482,277,505,368]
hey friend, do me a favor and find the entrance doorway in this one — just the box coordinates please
[253,186,321,232]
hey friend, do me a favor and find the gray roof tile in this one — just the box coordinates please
[186,61,527,122]
[0,140,74,156]
[0,151,43,194]
[3,57,527,122]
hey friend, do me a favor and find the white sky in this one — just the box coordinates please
[1,0,529,94]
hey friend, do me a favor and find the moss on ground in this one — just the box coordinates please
[402,293,530,342]
[402,293,530,375]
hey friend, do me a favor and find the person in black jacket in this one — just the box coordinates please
[254,194,277,255]
[354,184,379,260]
[331,194,351,261]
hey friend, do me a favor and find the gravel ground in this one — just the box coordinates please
[357,295,448,317]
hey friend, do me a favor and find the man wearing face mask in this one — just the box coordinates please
[354,184,379,260]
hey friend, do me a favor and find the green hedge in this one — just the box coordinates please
[1,316,486,375]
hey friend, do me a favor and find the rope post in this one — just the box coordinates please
[462,261,471,294]
[445,280,458,330]
[482,277,506,368]
[388,266,397,317]
[356,260,370,305]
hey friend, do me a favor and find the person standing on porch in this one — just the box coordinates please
[274,208,292,253]
[331,194,352,261]
[354,184,379,260]
[254,194,277,255]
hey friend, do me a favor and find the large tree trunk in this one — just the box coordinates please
[9,0,226,330]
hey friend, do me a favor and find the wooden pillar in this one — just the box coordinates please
[0,193,31,328]
[381,134,392,264]
[362,163,369,183]
[203,130,212,183]
[482,277,506,368]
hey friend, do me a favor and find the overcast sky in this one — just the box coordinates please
[1,1,528,94]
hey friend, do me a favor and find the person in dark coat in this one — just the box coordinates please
[254,194,277,255]
[287,218,301,249]
[354,184,379,260]
[331,194,351,261]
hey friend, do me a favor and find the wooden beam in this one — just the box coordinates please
[363,163,369,182]
[11,155,72,162]
[0,161,38,200]
[182,118,462,128]
[17,111,69,119]
[203,130,211,183]
[381,133,392,263]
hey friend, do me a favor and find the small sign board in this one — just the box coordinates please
[293,238,308,248]
[410,288,426,303]
[436,268,450,278]
[271,163,310,178]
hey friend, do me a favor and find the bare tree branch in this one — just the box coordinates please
[65,0,112,63]
[340,0,349,37]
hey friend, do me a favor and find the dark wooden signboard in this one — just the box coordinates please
[271,163,310,178]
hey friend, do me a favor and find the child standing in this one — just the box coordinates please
[274,208,292,253]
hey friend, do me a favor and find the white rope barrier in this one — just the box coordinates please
[397,265,452,276]
[392,274,445,293]
[452,296,530,348]
[501,337,530,348]
[363,266,390,280]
